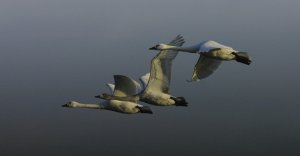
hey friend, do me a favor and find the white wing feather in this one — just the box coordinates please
[112,75,141,97]
[139,73,150,90]
[191,55,222,81]
[105,83,115,94]
[144,35,185,94]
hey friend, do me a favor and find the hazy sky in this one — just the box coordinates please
[1,0,300,156]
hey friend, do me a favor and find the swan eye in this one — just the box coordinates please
[155,44,160,48]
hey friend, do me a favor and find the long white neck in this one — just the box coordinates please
[165,45,199,53]
[73,102,105,109]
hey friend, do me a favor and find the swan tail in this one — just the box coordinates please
[234,52,252,65]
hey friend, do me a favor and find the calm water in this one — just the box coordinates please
[1,0,300,155]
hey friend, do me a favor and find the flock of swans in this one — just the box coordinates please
[62,35,252,114]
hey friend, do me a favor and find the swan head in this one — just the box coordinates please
[136,105,153,114]
[149,43,172,50]
[62,101,80,108]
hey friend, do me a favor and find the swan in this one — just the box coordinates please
[149,40,252,81]
[96,35,188,106]
[62,75,153,114]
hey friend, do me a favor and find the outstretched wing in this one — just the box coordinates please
[144,35,185,94]
[190,55,222,81]
[112,75,141,97]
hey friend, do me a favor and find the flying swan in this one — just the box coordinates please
[62,75,153,114]
[96,35,188,106]
[149,40,252,81]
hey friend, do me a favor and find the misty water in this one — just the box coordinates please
[1,0,300,155]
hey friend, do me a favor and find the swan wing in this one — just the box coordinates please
[105,83,115,94]
[144,35,185,94]
[113,75,141,97]
[191,55,222,81]
[139,73,150,90]
[133,79,142,93]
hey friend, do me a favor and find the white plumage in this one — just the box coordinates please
[150,40,251,81]
[97,35,188,106]
[63,75,152,114]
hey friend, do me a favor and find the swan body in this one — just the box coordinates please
[63,100,151,114]
[63,75,152,114]
[105,100,144,114]
[96,35,188,106]
[150,40,252,81]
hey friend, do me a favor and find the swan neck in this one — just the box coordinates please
[169,46,198,53]
[75,103,104,109]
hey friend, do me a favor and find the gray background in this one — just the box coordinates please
[1,0,300,155]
